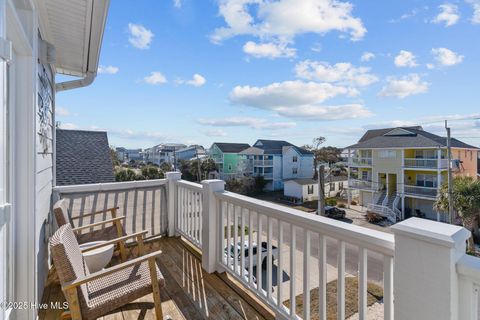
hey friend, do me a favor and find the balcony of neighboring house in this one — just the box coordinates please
[38,174,480,320]
[403,148,448,170]
[348,178,374,190]
[254,159,274,167]
[348,157,373,167]
[403,170,443,199]
[403,184,438,199]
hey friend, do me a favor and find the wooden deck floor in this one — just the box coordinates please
[39,237,272,320]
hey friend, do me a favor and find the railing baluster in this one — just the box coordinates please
[290,224,296,318]
[226,203,232,269]
[199,193,203,245]
[257,213,262,294]
[267,216,273,300]
[248,210,254,286]
[188,190,192,239]
[277,220,283,308]
[303,230,310,319]
[233,205,239,274]
[384,255,394,320]
[193,191,198,243]
[318,234,327,320]
[359,248,368,320]
[177,185,181,233]
[220,200,226,265]
[337,240,346,320]
[240,208,246,280]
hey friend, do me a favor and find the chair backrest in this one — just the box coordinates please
[53,198,74,227]
[49,224,90,306]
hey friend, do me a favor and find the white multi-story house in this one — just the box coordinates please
[115,147,143,163]
[239,140,314,191]
[143,143,186,165]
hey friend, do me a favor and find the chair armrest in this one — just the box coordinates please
[72,216,125,233]
[70,207,120,220]
[80,230,148,253]
[62,250,162,291]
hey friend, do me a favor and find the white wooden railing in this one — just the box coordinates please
[349,179,373,189]
[161,174,480,320]
[254,160,274,166]
[214,190,395,319]
[53,179,168,238]
[404,158,448,169]
[367,203,397,224]
[174,180,203,249]
[348,157,372,166]
[403,185,438,198]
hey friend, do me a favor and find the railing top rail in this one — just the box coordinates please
[457,254,480,283]
[215,191,394,256]
[175,179,203,191]
[404,185,437,190]
[404,157,438,160]
[53,179,168,194]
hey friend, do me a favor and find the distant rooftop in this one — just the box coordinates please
[347,126,479,150]
[212,142,250,153]
[56,129,115,186]
[252,139,313,155]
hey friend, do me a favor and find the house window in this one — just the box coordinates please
[415,150,435,159]
[292,168,298,174]
[228,164,232,171]
[378,150,396,159]
[361,171,369,181]
[416,174,437,188]
[339,182,344,189]
[308,185,314,194]
[330,183,335,191]
[293,156,298,162]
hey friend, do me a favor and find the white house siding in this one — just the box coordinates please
[371,149,403,190]
[284,181,302,199]
[35,57,54,302]
[359,190,373,206]
[271,155,283,191]
[282,147,314,180]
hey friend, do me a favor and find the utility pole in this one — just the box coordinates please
[318,165,325,216]
[196,146,202,182]
[445,120,454,224]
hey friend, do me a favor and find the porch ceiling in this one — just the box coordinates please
[36,0,109,77]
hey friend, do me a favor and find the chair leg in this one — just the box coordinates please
[64,288,82,320]
[148,257,164,320]
[114,219,127,261]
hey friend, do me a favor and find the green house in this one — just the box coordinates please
[209,143,250,180]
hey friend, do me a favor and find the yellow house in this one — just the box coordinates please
[346,126,479,222]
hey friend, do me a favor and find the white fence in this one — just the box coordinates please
[53,179,168,238]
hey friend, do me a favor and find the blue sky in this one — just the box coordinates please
[56,0,480,149]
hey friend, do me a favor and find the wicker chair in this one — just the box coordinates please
[50,224,165,320]
[53,199,129,260]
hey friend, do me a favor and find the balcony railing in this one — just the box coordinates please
[403,185,438,198]
[50,173,480,320]
[348,157,372,166]
[348,179,373,189]
[404,158,448,169]
[254,160,274,166]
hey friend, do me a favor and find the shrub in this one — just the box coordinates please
[338,203,346,208]
[326,197,337,206]
[350,200,358,205]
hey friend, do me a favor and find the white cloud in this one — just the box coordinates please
[389,9,419,23]
[176,74,207,87]
[58,122,78,130]
[432,4,460,27]
[210,0,366,44]
[197,117,296,130]
[173,0,182,8]
[394,50,418,68]
[466,0,480,24]
[243,41,296,59]
[273,104,373,120]
[128,23,154,49]
[188,74,207,87]
[56,107,70,117]
[143,72,167,85]
[378,74,429,99]
[360,52,375,62]
[294,60,378,87]
[229,80,372,120]
[431,47,464,66]
[98,65,119,74]
[203,129,228,137]
[230,80,356,108]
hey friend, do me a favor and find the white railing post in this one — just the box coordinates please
[201,179,225,273]
[391,218,470,320]
[166,171,182,237]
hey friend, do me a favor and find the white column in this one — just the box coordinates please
[166,171,182,237]
[347,149,351,209]
[201,179,225,273]
[391,218,470,320]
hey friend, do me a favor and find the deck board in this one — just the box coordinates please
[40,237,269,320]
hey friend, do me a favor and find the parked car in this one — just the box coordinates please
[324,206,346,220]
[225,241,278,268]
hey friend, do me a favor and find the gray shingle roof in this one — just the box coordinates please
[253,139,313,155]
[348,127,479,149]
[213,142,250,153]
[56,129,115,186]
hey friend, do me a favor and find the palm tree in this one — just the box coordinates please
[434,176,480,251]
